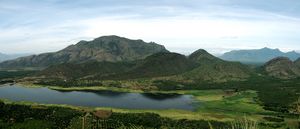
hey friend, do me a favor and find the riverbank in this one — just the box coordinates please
[2,84,272,122]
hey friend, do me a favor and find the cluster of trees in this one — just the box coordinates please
[154,76,300,115]
[0,101,231,129]
[0,70,36,80]
[0,101,82,128]
[35,79,104,87]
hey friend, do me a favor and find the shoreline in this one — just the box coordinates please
[1,83,270,122]
[17,82,201,94]
[0,98,234,122]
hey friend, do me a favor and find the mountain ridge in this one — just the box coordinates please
[0,36,168,68]
[220,47,300,64]
[263,57,300,79]
[0,53,31,63]
[33,49,253,82]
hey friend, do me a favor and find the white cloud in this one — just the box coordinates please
[0,0,300,54]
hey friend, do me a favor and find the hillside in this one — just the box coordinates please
[263,57,300,79]
[0,53,31,63]
[37,61,136,80]
[103,52,197,79]
[181,49,252,82]
[34,49,253,82]
[36,52,197,80]
[220,47,300,64]
[295,58,300,68]
[0,36,168,68]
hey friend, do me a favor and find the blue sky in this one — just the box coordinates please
[0,0,300,55]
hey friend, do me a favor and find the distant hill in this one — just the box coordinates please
[220,47,300,64]
[0,53,31,63]
[263,57,300,79]
[103,52,197,79]
[37,61,136,80]
[181,49,252,82]
[34,49,252,82]
[36,52,197,80]
[0,35,168,68]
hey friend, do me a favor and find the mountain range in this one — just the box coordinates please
[0,35,167,68]
[0,53,31,63]
[1,35,299,82]
[220,47,300,64]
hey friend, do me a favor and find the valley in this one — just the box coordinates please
[0,36,300,128]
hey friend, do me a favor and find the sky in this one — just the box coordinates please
[0,0,300,55]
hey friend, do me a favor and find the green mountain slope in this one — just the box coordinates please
[38,52,197,80]
[104,52,197,79]
[263,57,300,79]
[35,49,253,82]
[295,58,300,68]
[0,35,168,68]
[37,61,136,80]
[181,49,252,82]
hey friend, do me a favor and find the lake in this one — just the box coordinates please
[0,85,195,110]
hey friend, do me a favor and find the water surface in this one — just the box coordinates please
[0,85,195,110]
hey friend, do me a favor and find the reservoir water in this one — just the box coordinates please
[0,84,195,110]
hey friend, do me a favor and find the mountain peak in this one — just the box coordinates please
[263,57,300,79]
[265,57,291,65]
[94,35,127,41]
[261,47,271,50]
[0,36,168,68]
[189,49,219,62]
[260,47,280,52]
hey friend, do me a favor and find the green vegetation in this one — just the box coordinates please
[0,70,36,80]
[0,100,231,129]
[0,87,297,128]
[1,36,300,128]
[9,47,255,88]
[263,57,300,79]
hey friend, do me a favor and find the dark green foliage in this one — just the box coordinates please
[154,76,300,114]
[109,113,163,128]
[104,52,198,79]
[263,117,284,122]
[36,52,198,81]
[295,58,300,68]
[0,103,82,129]
[84,112,228,129]
[0,102,229,129]
[182,49,253,82]
[126,52,197,78]
[35,80,103,87]
[38,61,136,79]
[36,49,253,82]
[0,70,36,80]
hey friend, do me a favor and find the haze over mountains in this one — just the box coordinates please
[0,53,31,63]
[220,47,300,64]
